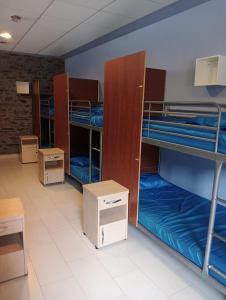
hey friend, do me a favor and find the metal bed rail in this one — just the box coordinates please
[40,98,54,118]
[143,101,226,293]
[69,100,103,184]
[143,101,226,153]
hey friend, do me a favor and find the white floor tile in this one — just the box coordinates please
[96,251,137,278]
[0,257,44,300]
[28,243,72,285]
[25,219,53,249]
[69,255,122,300]
[42,277,87,300]
[40,210,72,233]
[115,270,168,300]
[169,286,208,300]
[52,228,93,262]
[130,250,188,296]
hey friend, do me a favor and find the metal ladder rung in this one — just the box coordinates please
[213,232,226,243]
[92,147,100,152]
[209,265,226,280]
[217,197,226,205]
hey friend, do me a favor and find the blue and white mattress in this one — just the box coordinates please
[70,106,103,127]
[138,173,226,286]
[143,115,226,154]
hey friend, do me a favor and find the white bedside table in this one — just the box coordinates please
[83,180,129,249]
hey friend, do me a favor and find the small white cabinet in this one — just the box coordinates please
[0,198,27,282]
[83,180,129,249]
[38,148,64,185]
[194,55,226,86]
[19,135,38,164]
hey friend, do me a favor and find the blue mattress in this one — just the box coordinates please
[138,174,226,286]
[70,164,100,184]
[70,106,103,127]
[143,120,226,154]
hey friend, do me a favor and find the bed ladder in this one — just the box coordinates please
[203,159,226,280]
[89,129,102,183]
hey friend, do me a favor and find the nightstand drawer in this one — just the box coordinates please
[0,220,23,237]
[45,154,64,161]
[99,194,128,210]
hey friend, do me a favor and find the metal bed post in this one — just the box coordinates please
[99,131,103,180]
[89,129,92,184]
[48,100,51,147]
[203,159,223,275]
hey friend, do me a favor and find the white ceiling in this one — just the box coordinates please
[0,0,178,56]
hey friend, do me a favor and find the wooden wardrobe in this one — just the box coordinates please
[102,51,166,225]
[53,72,99,174]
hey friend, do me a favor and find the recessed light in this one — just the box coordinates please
[0,32,12,39]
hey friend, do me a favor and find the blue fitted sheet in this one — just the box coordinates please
[143,121,226,154]
[70,164,99,184]
[138,175,226,286]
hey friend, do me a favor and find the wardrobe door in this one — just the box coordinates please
[102,51,146,225]
[54,73,70,174]
[32,80,41,143]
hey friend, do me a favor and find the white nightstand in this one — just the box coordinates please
[83,180,129,249]
[38,148,64,185]
[19,135,39,164]
[0,198,27,282]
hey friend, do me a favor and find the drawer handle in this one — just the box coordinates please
[0,226,8,232]
[105,199,122,205]
[102,228,104,245]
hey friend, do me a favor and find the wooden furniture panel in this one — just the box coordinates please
[69,78,98,102]
[102,51,146,226]
[54,73,70,174]
[145,68,166,101]
[140,143,159,173]
[32,80,41,142]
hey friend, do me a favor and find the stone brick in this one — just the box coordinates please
[0,52,64,154]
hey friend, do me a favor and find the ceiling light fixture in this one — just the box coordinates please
[0,32,12,39]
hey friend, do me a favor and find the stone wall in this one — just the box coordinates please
[0,52,64,154]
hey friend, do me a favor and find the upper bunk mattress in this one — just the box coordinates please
[138,173,226,286]
[143,119,226,154]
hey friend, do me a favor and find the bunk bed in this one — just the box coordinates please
[54,72,100,184]
[69,100,103,184]
[139,101,226,293]
[32,80,54,147]
[102,51,226,295]
[40,96,54,147]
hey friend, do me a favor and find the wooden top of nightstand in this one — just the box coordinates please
[0,198,24,221]
[83,180,129,198]
[38,148,64,156]
[19,135,38,140]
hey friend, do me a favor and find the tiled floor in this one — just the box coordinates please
[0,154,225,300]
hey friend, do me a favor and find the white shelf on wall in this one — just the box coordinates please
[194,55,226,86]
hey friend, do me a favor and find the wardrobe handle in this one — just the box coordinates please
[135,158,139,161]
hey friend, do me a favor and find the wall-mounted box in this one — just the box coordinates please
[194,55,226,86]
[16,81,30,94]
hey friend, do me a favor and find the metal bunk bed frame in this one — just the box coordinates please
[140,101,226,295]
[69,100,103,184]
[40,97,54,147]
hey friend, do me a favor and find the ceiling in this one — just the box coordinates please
[0,0,178,57]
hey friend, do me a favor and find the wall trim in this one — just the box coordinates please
[63,0,211,59]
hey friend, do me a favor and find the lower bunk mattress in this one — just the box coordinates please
[138,173,226,286]
[70,164,99,184]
